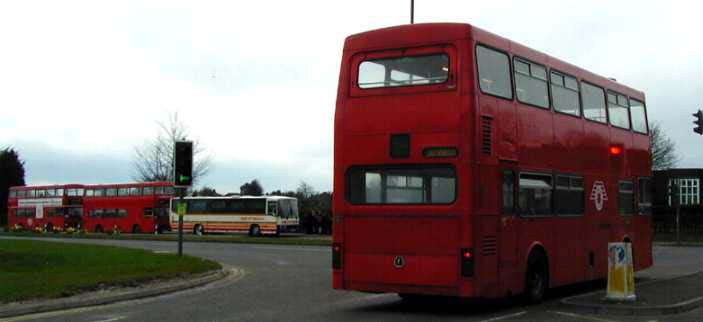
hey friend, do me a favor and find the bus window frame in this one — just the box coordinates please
[549,68,582,118]
[349,45,457,98]
[554,173,585,216]
[475,43,514,101]
[345,165,457,205]
[517,171,554,218]
[513,56,551,110]
[618,180,635,216]
[607,90,632,130]
[581,80,609,124]
[628,97,649,135]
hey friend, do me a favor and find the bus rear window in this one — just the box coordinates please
[358,54,449,89]
[347,166,456,204]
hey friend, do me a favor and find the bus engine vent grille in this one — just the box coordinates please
[481,116,492,155]
[481,235,497,256]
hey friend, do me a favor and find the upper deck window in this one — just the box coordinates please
[9,191,17,198]
[629,98,648,134]
[582,82,607,123]
[608,91,630,129]
[514,58,549,109]
[476,45,512,99]
[358,54,449,89]
[550,71,581,116]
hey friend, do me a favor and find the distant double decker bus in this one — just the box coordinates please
[8,184,85,231]
[83,182,174,234]
[170,196,299,236]
[332,23,652,302]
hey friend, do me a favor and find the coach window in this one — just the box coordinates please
[94,189,105,197]
[143,187,154,195]
[608,91,631,129]
[85,189,94,197]
[46,189,56,197]
[555,175,584,215]
[106,188,117,197]
[476,45,513,99]
[188,200,207,213]
[619,181,635,215]
[17,190,25,198]
[56,189,64,196]
[154,187,165,195]
[130,187,141,196]
[638,177,652,214]
[630,99,648,134]
[9,191,16,198]
[502,170,516,214]
[27,190,36,198]
[551,71,581,116]
[514,58,549,108]
[118,188,129,196]
[582,82,607,123]
[519,173,552,216]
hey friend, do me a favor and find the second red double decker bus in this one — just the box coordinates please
[332,23,652,303]
[83,182,174,234]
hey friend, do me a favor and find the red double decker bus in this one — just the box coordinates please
[8,184,85,231]
[332,23,652,302]
[83,182,174,234]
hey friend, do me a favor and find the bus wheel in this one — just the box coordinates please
[249,225,261,237]
[525,251,548,304]
[45,223,54,232]
[132,225,141,234]
[95,225,103,233]
[194,224,204,236]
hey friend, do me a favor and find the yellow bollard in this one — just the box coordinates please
[606,242,636,301]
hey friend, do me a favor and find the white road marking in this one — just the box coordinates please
[91,316,126,322]
[549,310,622,322]
[152,250,171,254]
[477,311,527,322]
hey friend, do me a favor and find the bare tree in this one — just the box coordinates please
[296,181,316,199]
[650,122,680,170]
[133,113,212,184]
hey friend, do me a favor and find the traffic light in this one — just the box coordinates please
[694,110,703,135]
[173,141,193,187]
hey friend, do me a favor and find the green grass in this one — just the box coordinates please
[0,231,332,246]
[0,239,220,303]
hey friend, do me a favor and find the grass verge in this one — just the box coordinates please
[0,239,220,303]
[0,231,332,247]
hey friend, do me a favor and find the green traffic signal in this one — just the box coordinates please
[173,141,193,187]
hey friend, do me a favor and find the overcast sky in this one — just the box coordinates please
[0,0,700,193]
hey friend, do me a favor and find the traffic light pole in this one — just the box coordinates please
[178,188,184,257]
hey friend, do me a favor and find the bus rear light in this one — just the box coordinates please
[461,248,474,277]
[332,243,343,269]
[609,145,623,155]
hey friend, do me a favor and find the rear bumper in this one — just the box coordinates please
[334,270,476,297]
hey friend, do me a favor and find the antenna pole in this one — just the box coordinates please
[411,0,414,24]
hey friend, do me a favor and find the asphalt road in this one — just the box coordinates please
[3,237,703,322]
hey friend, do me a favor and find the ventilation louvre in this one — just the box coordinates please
[481,235,497,256]
[481,116,493,155]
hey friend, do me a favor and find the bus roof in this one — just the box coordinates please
[179,195,297,200]
[344,22,644,100]
[10,184,85,191]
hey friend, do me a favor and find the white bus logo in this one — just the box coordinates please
[590,181,608,211]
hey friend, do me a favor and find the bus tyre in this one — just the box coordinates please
[249,225,261,237]
[525,252,548,304]
[45,223,53,232]
[194,224,204,236]
[95,225,103,233]
[132,225,141,234]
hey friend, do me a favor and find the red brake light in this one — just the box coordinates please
[463,251,472,258]
[609,146,622,155]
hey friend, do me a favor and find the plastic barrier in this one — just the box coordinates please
[606,242,636,301]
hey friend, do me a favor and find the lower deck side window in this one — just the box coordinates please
[519,173,552,215]
[619,181,634,215]
[555,175,584,215]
